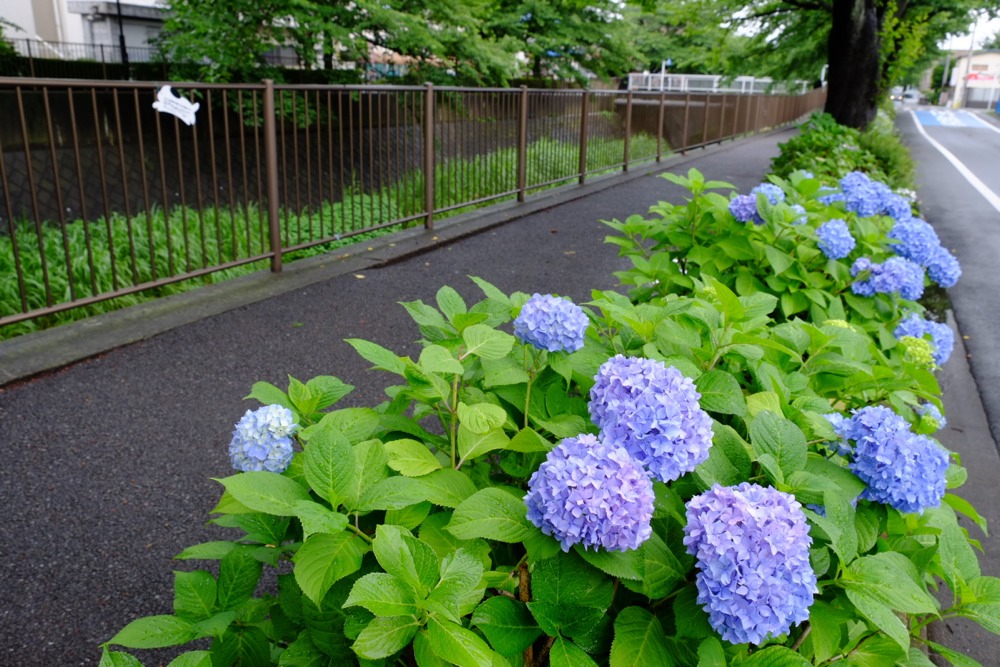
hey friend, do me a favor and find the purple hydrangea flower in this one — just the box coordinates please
[894,314,954,366]
[730,194,763,225]
[927,246,961,288]
[513,293,589,353]
[589,355,713,483]
[816,219,856,259]
[790,204,808,225]
[850,256,925,301]
[840,171,882,217]
[751,182,786,205]
[846,406,949,514]
[524,434,654,552]
[889,219,941,266]
[684,483,817,645]
[229,404,297,473]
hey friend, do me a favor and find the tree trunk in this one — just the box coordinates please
[824,0,883,130]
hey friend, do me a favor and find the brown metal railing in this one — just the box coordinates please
[0,78,826,328]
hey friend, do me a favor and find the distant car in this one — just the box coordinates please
[901,90,921,105]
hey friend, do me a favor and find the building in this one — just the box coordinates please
[948,50,1000,108]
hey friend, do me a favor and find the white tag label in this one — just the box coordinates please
[152,85,200,126]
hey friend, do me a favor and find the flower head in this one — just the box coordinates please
[917,403,947,433]
[789,204,808,225]
[927,246,961,288]
[851,256,925,301]
[730,194,763,225]
[524,434,654,552]
[883,193,914,223]
[816,219,856,259]
[684,483,817,645]
[751,182,786,205]
[894,314,954,365]
[889,219,941,266]
[514,293,589,353]
[822,412,853,456]
[840,171,882,217]
[589,355,713,483]
[846,406,949,514]
[229,405,297,473]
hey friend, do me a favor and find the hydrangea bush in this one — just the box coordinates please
[104,170,998,664]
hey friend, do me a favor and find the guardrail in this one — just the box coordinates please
[0,78,826,329]
[628,73,812,95]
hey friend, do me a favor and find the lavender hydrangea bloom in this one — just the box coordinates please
[524,434,654,552]
[513,293,589,353]
[840,171,882,217]
[846,406,949,514]
[890,219,941,266]
[729,194,763,225]
[927,246,961,288]
[816,219,856,259]
[589,355,713,483]
[229,404,297,473]
[684,483,817,645]
[790,204,808,225]
[850,256,925,301]
[894,314,954,365]
[751,182,786,205]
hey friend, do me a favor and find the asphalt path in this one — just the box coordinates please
[0,130,794,666]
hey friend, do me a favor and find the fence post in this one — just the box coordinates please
[578,90,590,184]
[263,79,283,273]
[26,40,35,77]
[656,91,665,162]
[681,93,691,154]
[517,85,528,202]
[424,82,435,228]
[100,45,107,80]
[623,90,633,171]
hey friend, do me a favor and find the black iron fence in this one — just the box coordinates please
[0,77,827,329]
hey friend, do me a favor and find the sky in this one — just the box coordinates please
[942,16,1000,51]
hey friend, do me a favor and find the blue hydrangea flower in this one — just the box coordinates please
[229,405,297,473]
[845,406,949,514]
[816,219,856,259]
[790,204,808,225]
[838,171,883,217]
[927,246,961,288]
[751,182,786,205]
[513,293,589,353]
[729,194,763,225]
[894,314,954,365]
[589,355,713,483]
[883,193,914,223]
[889,219,941,266]
[917,403,947,432]
[817,189,846,206]
[524,434,654,552]
[822,413,853,456]
[850,256,925,301]
[684,483,817,645]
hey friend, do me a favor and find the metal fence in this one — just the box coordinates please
[628,73,812,95]
[0,78,826,329]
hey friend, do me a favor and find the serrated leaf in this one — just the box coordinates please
[173,570,216,621]
[165,651,212,667]
[695,370,747,416]
[463,324,516,360]
[346,338,406,374]
[217,472,312,517]
[739,645,811,666]
[845,588,911,650]
[191,610,235,640]
[217,547,262,611]
[457,425,511,463]
[305,376,354,410]
[844,634,907,667]
[293,501,349,538]
[696,637,725,667]
[748,411,807,477]
[842,552,939,614]
[448,488,534,542]
[958,576,1000,635]
[549,637,599,667]
[293,532,368,605]
[175,541,236,561]
[303,424,353,506]
[437,285,468,320]
[373,524,440,596]
[420,345,465,375]
[577,546,644,581]
[345,573,420,617]
[418,469,478,508]
[352,616,421,660]
[609,606,673,666]
[471,597,542,656]
[317,408,381,444]
[508,427,552,453]
[358,475,431,511]
[244,381,293,410]
[428,616,503,667]
[457,402,509,434]
[427,549,486,619]
[107,615,196,649]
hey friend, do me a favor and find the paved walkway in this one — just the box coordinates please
[0,125,994,665]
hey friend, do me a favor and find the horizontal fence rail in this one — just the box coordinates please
[0,78,827,330]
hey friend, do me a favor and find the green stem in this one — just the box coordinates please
[348,516,374,544]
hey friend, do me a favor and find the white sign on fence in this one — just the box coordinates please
[152,85,199,126]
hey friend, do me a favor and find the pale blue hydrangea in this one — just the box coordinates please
[229,405,297,473]
[751,182,786,205]
[684,483,817,645]
[927,246,961,288]
[845,406,949,514]
[729,194,763,225]
[589,355,713,483]
[839,171,883,217]
[889,219,941,266]
[816,219,856,259]
[883,193,914,223]
[513,293,589,353]
[817,189,846,206]
[850,256,925,301]
[894,314,954,366]
[917,403,947,432]
[822,413,853,456]
[790,204,808,225]
[524,434,654,552]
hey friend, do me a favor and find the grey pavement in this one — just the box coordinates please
[0,121,996,666]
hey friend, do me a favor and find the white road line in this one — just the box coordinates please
[968,112,1000,135]
[910,110,1000,214]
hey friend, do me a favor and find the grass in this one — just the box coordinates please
[1,133,662,339]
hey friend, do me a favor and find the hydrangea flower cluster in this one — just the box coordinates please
[840,171,883,217]
[524,434,654,552]
[790,204,808,225]
[513,293,589,353]
[927,246,961,288]
[890,219,941,266]
[729,194,763,225]
[816,219,856,259]
[683,483,817,645]
[917,403,947,432]
[751,182,786,205]
[822,412,853,456]
[898,336,937,367]
[817,189,845,206]
[229,404,297,473]
[842,406,949,514]
[850,256,925,301]
[589,355,713,483]
[894,313,954,365]
[883,193,914,223]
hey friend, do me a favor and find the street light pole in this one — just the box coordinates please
[954,12,980,109]
[115,0,129,68]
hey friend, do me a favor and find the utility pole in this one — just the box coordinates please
[953,13,980,109]
[115,0,129,68]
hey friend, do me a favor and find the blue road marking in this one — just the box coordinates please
[914,109,992,128]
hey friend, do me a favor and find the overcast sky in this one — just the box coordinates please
[942,16,1000,51]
